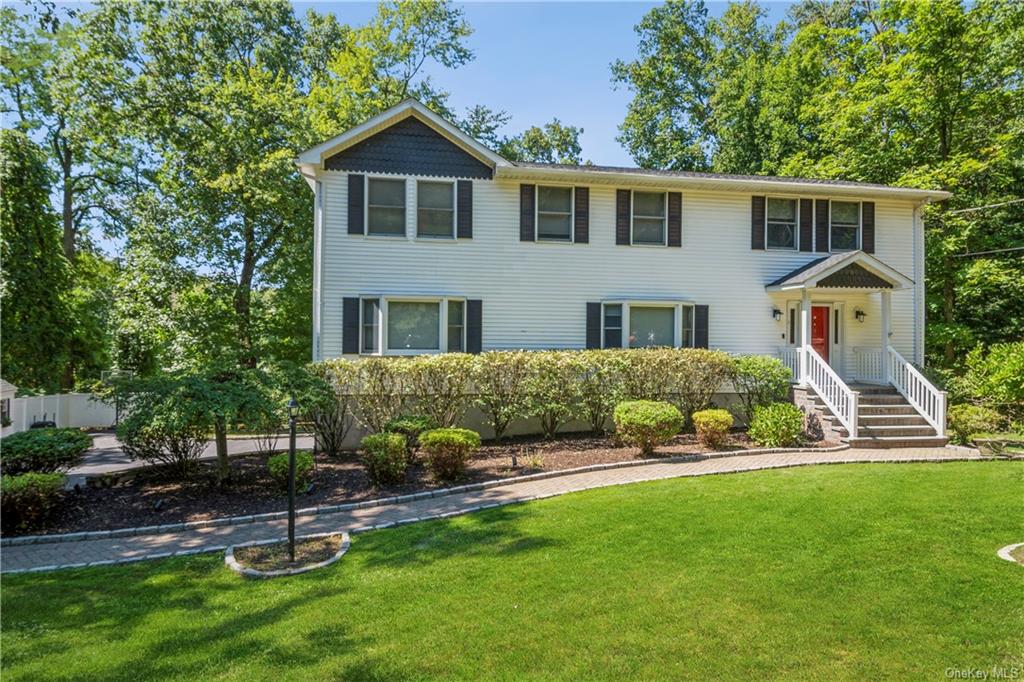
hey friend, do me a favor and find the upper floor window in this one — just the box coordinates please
[766,197,797,249]
[536,186,573,241]
[360,296,465,355]
[417,180,455,238]
[632,191,666,245]
[830,201,860,251]
[367,178,406,236]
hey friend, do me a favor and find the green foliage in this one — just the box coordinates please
[472,351,530,441]
[360,432,408,486]
[0,428,91,475]
[524,351,582,439]
[669,349,736,424]
[0,472,65,532]
[613,400,683,457]
[618,349,675,402]
[497,119,585,164]
[305,360,358,457]
[404,354,473,427]
[576,349,628,433]
[733,355,792,424]
[692,409,733,449]
[748,403,805,448]
[947,404,1004,446]
[354,358,409,433]
[267,451,314,491]
[952,343,1024,423]
[383,414,440,457]
[419,427,481,481]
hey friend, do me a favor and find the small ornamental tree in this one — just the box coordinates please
[306,360,358,457]
[733,355,792,424]
[472,351,530,441]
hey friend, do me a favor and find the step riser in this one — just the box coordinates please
[807,396,910,408]
[837,427,938,438]
[859,406,920,416]
[825,415,930,427]
[846,437,949,449]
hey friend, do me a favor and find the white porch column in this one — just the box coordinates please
[799,289,811,385]
[880,290,892,382]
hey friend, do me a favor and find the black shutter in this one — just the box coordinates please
[667,192,682,247]
[616,190,631,245]
[519,184,535,241]
[457,180,473,239]
[799,198,813,252]
[815,200,829,252]
[694,305,709,349]
[342,297,360,354]
[751,196,766,249]
[348,174,364,235]
[586,302,601,349]
[574,187,589,243]
[861,201,875,253]
[466,299,482,354]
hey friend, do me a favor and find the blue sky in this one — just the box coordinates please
[296,1,794,166]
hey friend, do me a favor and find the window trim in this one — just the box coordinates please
[360,295,466,356]
[764,195,799,251]
[828,199,862,253]
[416,179,457,239]
[364,176,408,237]
[630,190,669,246]
[359,298,381,354]
[534,184,575,243]
[601,300,695,348]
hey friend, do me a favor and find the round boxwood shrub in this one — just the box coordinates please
[267,451,315,491]
[613,400,683,456]
[361,432,408,485]
[0,427,91,475]
[419,428,481,481]
[383,414,440,459]
[692,408,734,449]
[947,404,1004,445]
[1,472,66,532]
[748,402,805,448]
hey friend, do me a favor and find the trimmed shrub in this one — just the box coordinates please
[354,358,409,433]
[576,349,628,433]
[613,400,683,456]
[947,404,1004,445]
[384,414,441,458]
[733,355,792,424]
[0,427,91,475]
[360,432,408,485]
[306,360,358,458]
[692,409,734,449]
[671,349,736,425]
[405,354,473,427]
[525,351,583,439]
[472,351,530,441]
[419,427,481,481]
[619,349,675,402]
[267,451,315,491]
[748,402,805,448]
[1,472,65,531]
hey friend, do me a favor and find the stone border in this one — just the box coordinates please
[225,532,350,579]
[997,542,1023,565]
[2,444,851,547]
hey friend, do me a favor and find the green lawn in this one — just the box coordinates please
[3,462,1022,680]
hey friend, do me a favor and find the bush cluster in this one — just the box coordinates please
[748,403,806,448]
[0,427,91,475]
[947,404,1004,445]
[949,342,1023,434]
[692,409,734,449]
[383,414,440,459]
[1,472,65,532]
[419,427,481,481]
[613,400,683,456]
[267,451,315,491]
[360,432,408,485]
[732,355,791,424]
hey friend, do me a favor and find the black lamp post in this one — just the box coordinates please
[287,396,299,563]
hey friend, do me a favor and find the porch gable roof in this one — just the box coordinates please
[766,251,913,292]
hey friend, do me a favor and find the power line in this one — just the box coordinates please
[952,246,1024,259]
[946,198,1024,215]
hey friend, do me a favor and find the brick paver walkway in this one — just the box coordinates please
[1,447,981,573]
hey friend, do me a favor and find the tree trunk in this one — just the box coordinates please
[942,252,955,366]
[59,140,75,263]
[214,417,230,484]
[234,214,257,369]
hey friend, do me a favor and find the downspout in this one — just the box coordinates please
[912,198,930,366]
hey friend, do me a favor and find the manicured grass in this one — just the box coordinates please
[3,462,1022,680]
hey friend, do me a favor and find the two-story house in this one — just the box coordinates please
[296,99,950,446]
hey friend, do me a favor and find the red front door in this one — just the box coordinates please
[811,306,830,363]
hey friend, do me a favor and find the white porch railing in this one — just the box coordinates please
[802,346,859,436]
[887,347,947,436]
[777,347,799,381]
[852,346,884,383]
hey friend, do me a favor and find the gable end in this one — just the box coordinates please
[817,262,893,289]
[323,116,493,179]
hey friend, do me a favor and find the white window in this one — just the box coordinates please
[367,178,406,236]
[417,181,455,238]
[536,186,573,241]
[601,302,695,349]
[361,297,465,355]
[830,201,860,251]
[631,191,666,245]
[766,197,797,249]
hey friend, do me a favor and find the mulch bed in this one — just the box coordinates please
[9,432,837,537]
[233,535,343,572]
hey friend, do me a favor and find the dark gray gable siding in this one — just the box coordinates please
[817,262,893,289]
[324,116,493,179]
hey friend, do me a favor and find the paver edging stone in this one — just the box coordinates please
[2,443,853,547]
[224,531,351,579]
[996,542,1023,565]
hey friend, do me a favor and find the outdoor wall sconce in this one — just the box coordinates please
[854,308,866,323]
[772,307,783,321]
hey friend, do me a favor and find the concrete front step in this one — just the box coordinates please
[846,384,900,395]
[845,436,950,449]
[859,404,920,416]
[858,395,911,405]
[837,425,939,438]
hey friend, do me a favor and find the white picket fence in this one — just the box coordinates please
[2,393,116,437]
